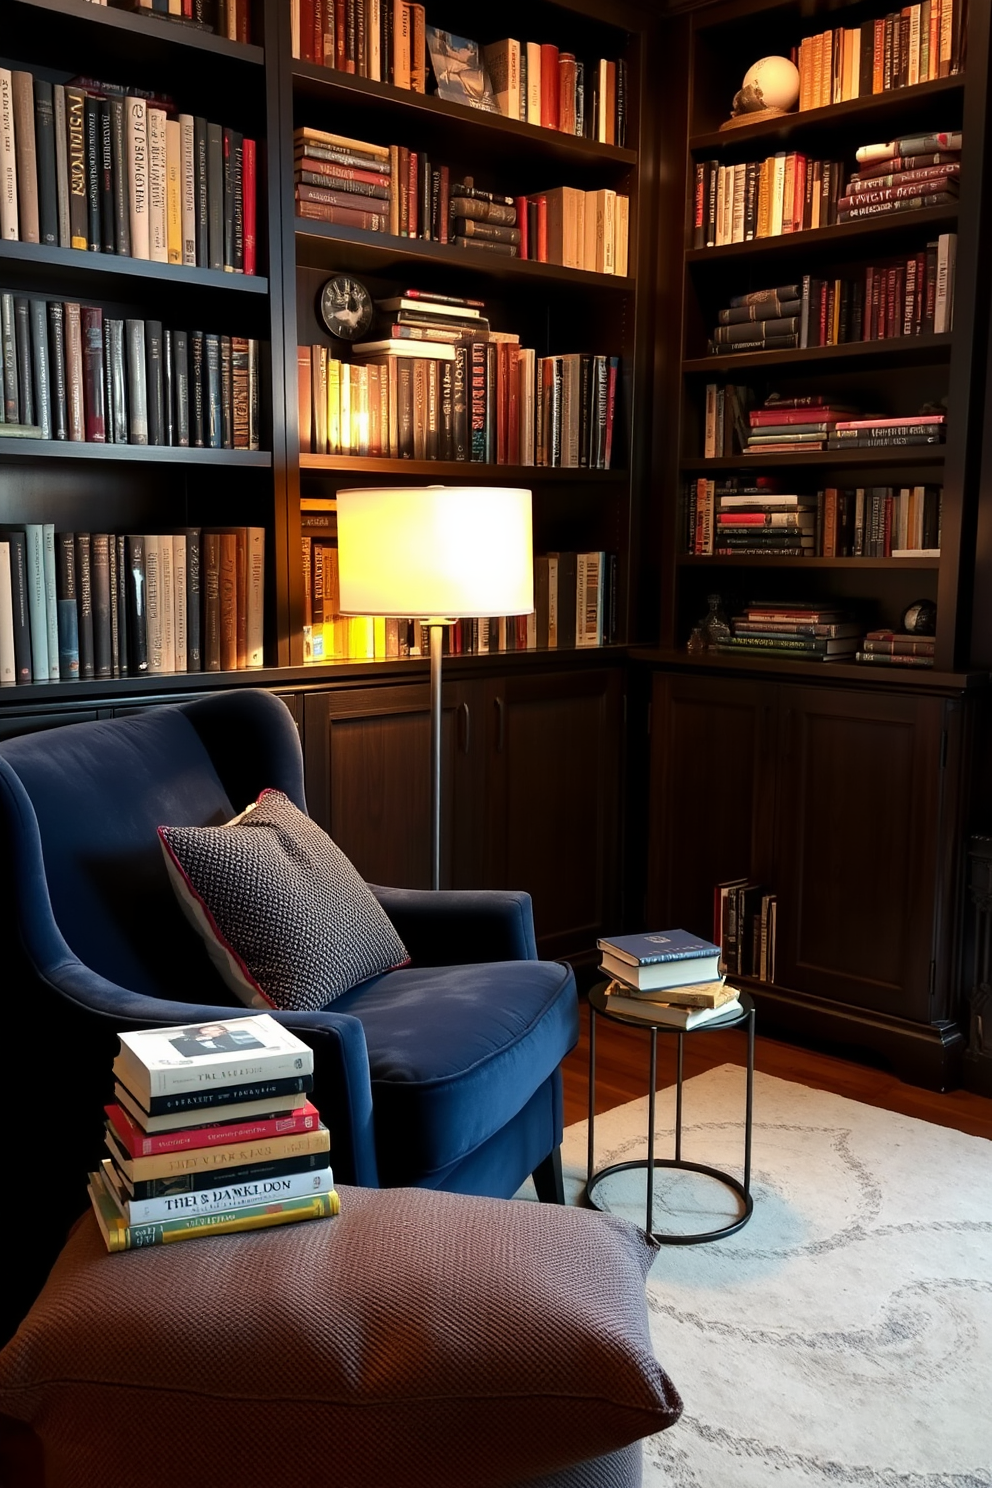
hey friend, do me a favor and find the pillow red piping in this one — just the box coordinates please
[157,828,277,1009]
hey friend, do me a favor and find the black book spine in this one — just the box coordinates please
[452,342,469,461]
[29,298,52,440]
[84,96,102,252]
[126,534,148,675]
[220,334,233,447]
[205,332,222,448]
[145,320,164,446]
[115,534,129,676]
[55,530,80,680]
[162,329,174,447]
[173,330,189,446]
[470,341,487,462]
[194,117,208,267]
[91,533,112,679]
[66,87,88,250]
[2,531,32,683]
[485,341,497,463]
[190,330,205,446]
[34,79,59,246]
[110,97,130,256]
[1,294,18,423]
[47,301,68,440]
[207,123,223,271]
[74,532,94,680]
[98,98,115,253]
[396,359,414,458]
[184,526,201,671]
[440,357,453,460]
[108,529,120,675]
[14,298,34,427]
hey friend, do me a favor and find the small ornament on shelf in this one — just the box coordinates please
[721,56,800,131]
[688,593,732,652]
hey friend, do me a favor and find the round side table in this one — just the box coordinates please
[585,983,755,1245]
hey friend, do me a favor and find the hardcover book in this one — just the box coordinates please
[597,928,722,967]
[424,28,499,112]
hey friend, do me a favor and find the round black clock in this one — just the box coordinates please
[319,275,374,341]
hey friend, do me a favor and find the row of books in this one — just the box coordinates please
[0,524,265,686]
[291,8,626,146]
[686,480,942,558]
[89,1015,336,1252]
[709,605,938,671]
[714,882,777,984]
[0,67,256,274]
[300,343,618,467]
[301,541,616,662]
[113,0,253,42]
[294,128,629,270]
[0,295,261,448]
[734,391,947,454]
[597,928,745,1027]
[707,242,956,354]
[794,1,965,109]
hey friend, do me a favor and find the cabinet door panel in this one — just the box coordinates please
[774,688,945,1020]
[647,673,776,938]
[484,669,623,959]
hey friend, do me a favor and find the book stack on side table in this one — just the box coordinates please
[596,929,742,1028]
[87,1014,338,1252]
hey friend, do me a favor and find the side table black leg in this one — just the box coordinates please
[744,1006,755,1194]
[646,1027,657,1235]
[587,1003,597,1187]
[675,1031,684,1163]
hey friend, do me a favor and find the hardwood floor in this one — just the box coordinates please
[561,996,992,1141]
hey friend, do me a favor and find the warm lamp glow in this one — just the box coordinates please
[336,486,534,619]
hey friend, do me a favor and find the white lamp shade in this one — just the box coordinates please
[336,486,534,619]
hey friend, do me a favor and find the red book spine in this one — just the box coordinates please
[336,0,347,69]
[397,145,409,234]
[313,0,324,63]
[242,138,256,276]
[540,43,560,129]
[298,158,391,187]
[536,194,548,262]
[300,0,315,60]
[792,155,806,234]
[105,1100,322,1157]
[407,149,418,237]
[438,165,449,244]
[81,306,106,443]
[295,199,389,230]
[864,266,875,339]
[818,282,828,345]
[514,195,528,259]
[914,250,926,333]
[238,0,250,43]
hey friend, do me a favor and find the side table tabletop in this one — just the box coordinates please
[586,983,755,1245]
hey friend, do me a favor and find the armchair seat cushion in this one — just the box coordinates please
[333,958,578,1183]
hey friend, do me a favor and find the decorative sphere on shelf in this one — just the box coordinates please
[737,55,800,113]
[902,599,937,635]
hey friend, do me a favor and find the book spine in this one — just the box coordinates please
[98,98,115,253]
[83,95,102,252]
[127,96,149,259]
[12,73,39,245]
[55,530,79,681]
[91,533,112,679]
[110,97,130,256]
[75,532,94,680]
[184,527,201,671]
[34,80,58,246]
[126,318,148,444]
[145,319,164,446]
[52,85,70,248]
[0,71,18,241]
[207,122,223,270]
[29,298,52,439]
[81,305,106,442]
[89,1174,336,1251]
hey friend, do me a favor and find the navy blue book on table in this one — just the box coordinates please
[597,929,720,967]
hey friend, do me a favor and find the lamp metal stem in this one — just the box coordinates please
[429,621,443,891]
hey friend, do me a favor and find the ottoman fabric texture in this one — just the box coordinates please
[0,1184,681,1488]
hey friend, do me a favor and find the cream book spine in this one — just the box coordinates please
[0,70,18,241]
[127,96,149,259]
[0,542,15,685]
[147,106,168,263]
[179,113,196,265]
[173,532,187,673]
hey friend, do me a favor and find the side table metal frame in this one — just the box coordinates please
[585,987,755,1245]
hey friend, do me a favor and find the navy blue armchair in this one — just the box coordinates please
[0,689,579,1337]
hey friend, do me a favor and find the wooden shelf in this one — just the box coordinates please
[681,448,946,469]
[629,645,979,690]
[677,555,941,569]
[7,0,264,67]
[300,454,624,478]
[0,240,269,300]
[686,204,960,264]
[0,441,271,467]
[683,332,954,373]
[689,75,964,153]
[291,64,637,174]
[294,219,634,288]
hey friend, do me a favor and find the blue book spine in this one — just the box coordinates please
[24,523,50,681]
[56,530,79,681]
[43,522,59,679]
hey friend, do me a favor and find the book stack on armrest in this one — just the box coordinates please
[88,1014,338,1252]
[596,929,743,1027]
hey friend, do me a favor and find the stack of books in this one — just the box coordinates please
[708,285,801,355]
[715,601,860,661]
[294,126,392,233]
[839,132,962,222]
[855,627,936,668]
[87,1015,338,1252]
[824,412,946,449]
[596,929,742,1028]
[743,394,860,455]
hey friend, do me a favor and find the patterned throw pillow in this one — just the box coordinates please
[158,789,409,1012]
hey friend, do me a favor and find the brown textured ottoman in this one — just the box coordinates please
[0,1184,681,1488]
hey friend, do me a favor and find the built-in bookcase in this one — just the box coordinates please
[655,0,991,680]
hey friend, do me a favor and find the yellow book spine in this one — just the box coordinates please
[165,119,182,264]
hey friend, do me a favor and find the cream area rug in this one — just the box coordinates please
[554,1064,992,1487]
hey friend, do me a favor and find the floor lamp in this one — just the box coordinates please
[335,486,533,891]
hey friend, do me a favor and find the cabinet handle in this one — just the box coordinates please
[458,701,471,754]
[495,696,505,753]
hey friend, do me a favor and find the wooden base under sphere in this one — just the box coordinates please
[719,106,788,130]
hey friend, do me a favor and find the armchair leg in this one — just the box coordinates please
[531,1147,565,1204]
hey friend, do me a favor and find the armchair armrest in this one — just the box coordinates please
[369,886,538,965]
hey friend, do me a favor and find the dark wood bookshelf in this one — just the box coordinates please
[631,642,981,691]
[0,240,269,300]
[680,448,946,470]
[683,332,954,374]
[0,442,272,467]
[677,554,941,569]
[684,204,960,263]
[6,0,265,68]
[300,454,626,478]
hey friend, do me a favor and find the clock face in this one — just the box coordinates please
[320,275,373,340]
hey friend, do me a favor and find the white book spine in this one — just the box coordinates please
[368,0,381,78]
[147,107,168,264]
[934,232,954,333]
[0,542,15,685]
[526,42,542,124]
[24,524,49,681]
[43,522,59,680]
[615,195,629,277]
[0,70,18,241]
[770,152,786,237]
[127,96,149,260]
[173,533,187,673]
[104,1160,334,1226]
[179,114,196,266]
[731,164,746,243]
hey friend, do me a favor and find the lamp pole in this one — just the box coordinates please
[429,620,444,891]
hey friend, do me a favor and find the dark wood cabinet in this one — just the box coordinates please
[646,664,979,1088]
[302,661,624,959]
